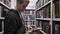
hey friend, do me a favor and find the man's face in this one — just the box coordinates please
[19,0,29,11]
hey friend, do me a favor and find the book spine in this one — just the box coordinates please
[45,22,50,34]
[59,0,60,18]
[55,1,59,18]
[43,7,46,18]
[55,25,58,34]
[57,25,60,34]
[0,6,2,17]
[52,3,55,18]
[46,5,50,18]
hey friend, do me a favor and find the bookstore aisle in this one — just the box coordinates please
[1,0,60,34]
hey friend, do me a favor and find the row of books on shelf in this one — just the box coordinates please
[36,4,50,18]
[37,21,50,34]
[23,15,35,20]
[36,0,50,8]
[37,21,60,34]
[52,0,60,18]
[36,0,60,18]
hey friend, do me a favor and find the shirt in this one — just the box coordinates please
[18,11,24,24]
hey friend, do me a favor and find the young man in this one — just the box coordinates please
[4,0,29,34]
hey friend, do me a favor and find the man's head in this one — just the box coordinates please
[16,0,29,11]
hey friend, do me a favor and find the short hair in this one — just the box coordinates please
[17,0,24,4]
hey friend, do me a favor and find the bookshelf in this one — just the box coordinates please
[0,17,5,34]
[35,18,51,21]
[35,0,60,34]
[53,18,60,21]
[35,1,51,11]
[40,30,46,34]
[0,1,11,9]
[0,0,10,34]
[22,9,36,27]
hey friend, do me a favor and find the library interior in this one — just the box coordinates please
[0,0,60,34]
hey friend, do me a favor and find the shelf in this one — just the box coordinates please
[35,18,51,21]
[0,1,11,9]
[53,18,60,21]
[35,1,51,11]
[0,31,4,34]
[24,20,35,21]
[23,14,35,16]
[0,17,5,20]
[40,30,46,34]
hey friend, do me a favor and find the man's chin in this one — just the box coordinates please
[20,10,24,12]
[20,9,25,11]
